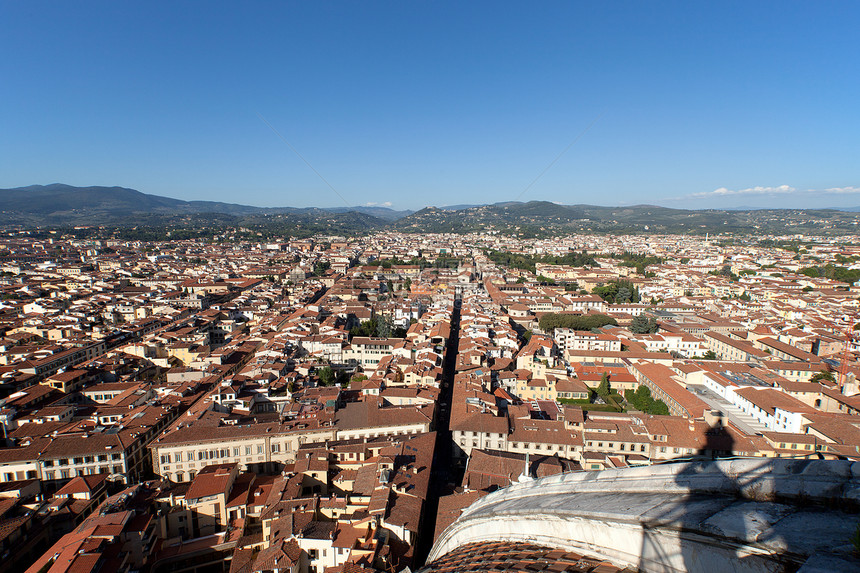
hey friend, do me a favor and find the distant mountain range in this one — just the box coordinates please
[0,184,411,220]
[2,184,860,237]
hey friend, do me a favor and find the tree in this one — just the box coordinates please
[593,280,640,304]
[631,315,658,334]
[702,350,717,360]
[597,373,610,397]
[625,385,670,415]
[538,313,617,332]
[313,261,331,276]
[375,315,393,338]
[317,366,335,387]
[337,370,351,387]
[810,370,835,384]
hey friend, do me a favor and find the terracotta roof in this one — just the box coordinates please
[420,541,625,572]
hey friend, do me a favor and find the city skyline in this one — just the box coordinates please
[2,2,859,210]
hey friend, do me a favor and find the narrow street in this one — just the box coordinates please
[414,291,462,566]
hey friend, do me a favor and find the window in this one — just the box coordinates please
[257,445,263,454]
[187,452,194,461]
[245,446,252,455]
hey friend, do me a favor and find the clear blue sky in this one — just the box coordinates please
[2,1,858,211]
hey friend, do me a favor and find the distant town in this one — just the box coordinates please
[0,228,857,572]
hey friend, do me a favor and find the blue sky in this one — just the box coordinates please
[2,1,858,211]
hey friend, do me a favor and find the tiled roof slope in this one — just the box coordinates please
[420,541,628,573]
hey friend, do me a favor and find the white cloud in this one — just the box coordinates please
[824,186,860,194]
[689,185,795,199]
[363,201,394,207]
[683,184,860,201]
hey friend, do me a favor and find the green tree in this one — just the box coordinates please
[317,366,335,386]
[538,313,617,332]
[375,315,394,338]
[631,315,658,334]
[625,386,670,415]
[313,260,331,276]
[337,370,351,387]
[702,350,717,360]
[810,370,835,384]
[597,373,610,397]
